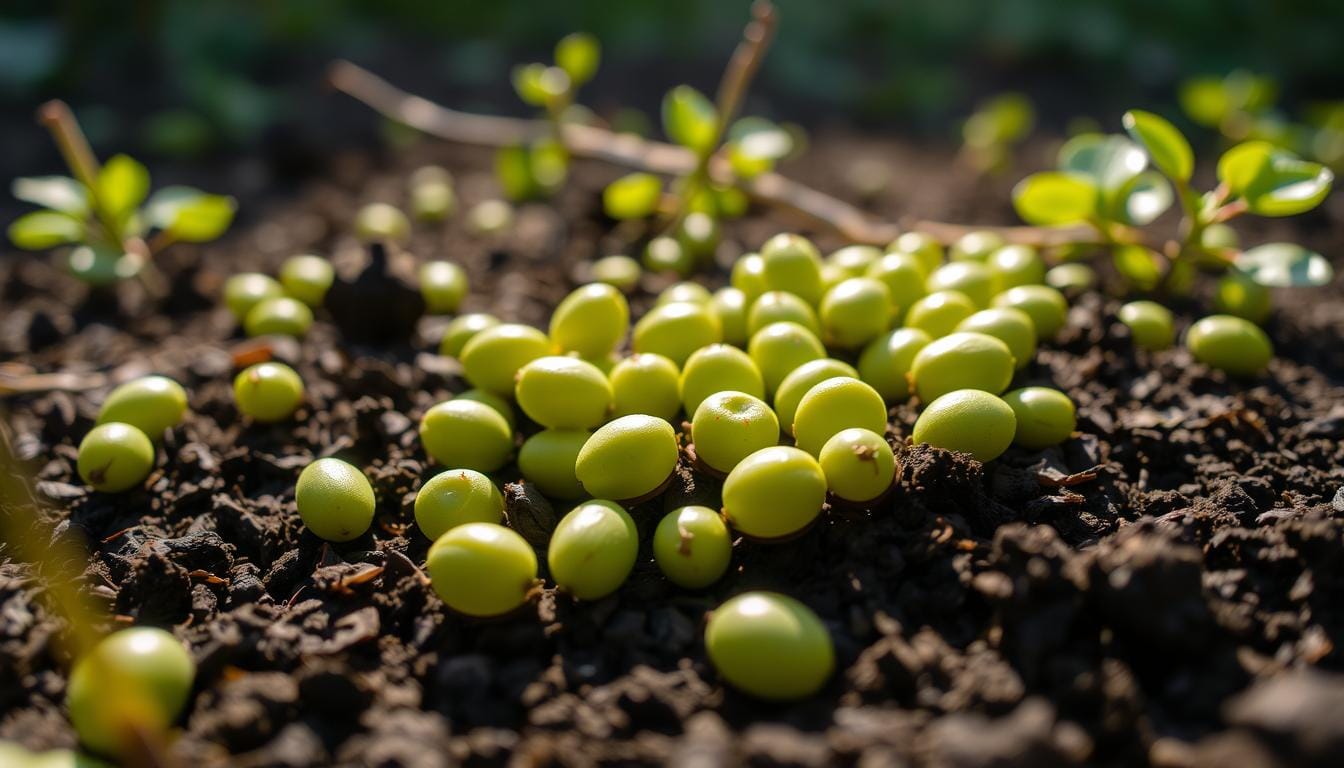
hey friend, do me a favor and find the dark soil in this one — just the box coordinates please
[2,137,1344,767]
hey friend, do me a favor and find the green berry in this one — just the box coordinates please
[549,283,630,359]
[819,277,893,349]
[414,468,505,540]
[426,523,537,617]
[792,377,888,456]
[987,245,1045,289]
[66,627,195,757]
[1185,315,1273,376]
[680,344,764,415]
[722,446,827,539]
[439,313,500,358]
[889,231,944,274]
[1045,263,1098,292]
[653,506,732,589]
[774,359,859,436]
[547,500,639,600]
[354,202,411,242]
[904,290,978,338]
[279,254,335,307]
[1201,222,1240,251]
[748,321,826,395]
[819,263,847,293]
[589,255,642,292]
[296,458,375,542]
[1002,387,1076,449]
[926,261,996,308]
[96,375,188,439]
[691,391,780,474]
[955,307,1037,371]
[243,296,313,338]
[632,301,722,367]
[705,592,834,700]
[992,285,1068,339]
[420,261,469,315]
[643,235,693,275]
[409,167,455,220]
[912,389,1016,462]
[223,273,283,321]
[460,323,552,395]
[657,281,713,307]
[514,356,612,429]
[233,362,304,422]
[609,354,682,422]
[730,252,768,301]
[1117,301,1174,351]
[419,400,514,472]
[518,429,590,500]
[818,427,895,503]
[910,331,1015,403]
[950,230,1006,262]
[77,422,155,493]
[678,212,720,262]
[575,415,679,500]
[455,388,515,428]
[1212,272,1272,324]
[857,328,931,404]
[748,290,821,337]
[710,287,750,347]
[826,245,881,278]
[865,252,928,320]
[759,233,825,305]
[466,199,514,235]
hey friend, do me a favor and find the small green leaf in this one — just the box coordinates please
[1012,172,1098,226]
[713,185,749,219]
[1109,170,1174,226]
[1112,245,1164,290]
[1122,110,1194,183]
[146,186,236,242]
[661,85,718,154]
[554,33,599,86]
[96,154,150,230]
[7,211,84,250]
[494,141,566,201]
[1058,133,1147,192]
[12,175,89,216]
[962,93,1035,148]
[512,63,569,107]
[1217,141,1275,193]
[728,117,793,161]
[1218,142,1334,216]
[1236,243,1333,287]
[602,173,662,220]
[1179,77,1230,128]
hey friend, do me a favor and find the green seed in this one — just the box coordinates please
[792,377,888,456]
[1185,314,1273,376]
[410,167,455,220]
[710,287,750,347]
[774,358,860,436]
[243,296,313,338]
[1201,222,1240,251]
[589,255,642,292]
[826,245,881,278]
[354,202,411,243]
[955,307,1038,371]
[950,230,1006,263]
[223,273,283,320]
[454,388,515,428]
[547,500,639,600]
[911,389,1016,462]
[691,391,780,474]
[420,261,469,315]
[609,353,682,422]
[704,592,834,700]
[575,415,679,500]
[439,313,501,358]
[678,211,720,262]
[67,244,142,286]
[632,301,722,367]
[904,290,978,338]
[1002,387,1076,449]
[857,328,931,404]
[722,446,827,539]
[822,263,849,293]
[66,627,195,757]
[549,283,630,359]
[296,457,376,542]
[680,344,765,415]
[466,200,514,235]
[748,290,821,337]
[233,362,304,423]
[643,235,694,275]
[426,523,537,617]
[926,261,997,308]
[1212,272,1272,324]
[1117,300,1174,350]
[96,375,188,439]
[819,277,893,349]
[987,244,1045,289]
[1045,263,1098,292]
[653,506,732,589]
[279,254,335,307]
[889,231,944,274]
[77,422,155,493]
[460,323,552,395]
[992,285,1068,339]
[514,356,612,429]
[414,468,505,540]
[657,281,713,307]
[759,233,825,305]
[730,252,768,301]
[911,331,1015,403]
[419,400,514,472]
[518,429,590,500]
[818,427,895,503]
[748,321,827,395]
[865,252,928,321]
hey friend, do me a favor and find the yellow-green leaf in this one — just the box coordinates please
[146,186,235,242]
[1218,142,1334,216]
[96,154,150,229]
[602,173,662,220]
[7,211,84,250]
[1112,245,1164,290]
[1122,110,1194,183]
[1237,243,1333,287]
[12,175,89,216]
[662,85,718,153]
[555,33,599,86]
[1109,170,1174,226]
[1012,172,1098,226]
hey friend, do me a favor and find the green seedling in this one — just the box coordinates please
[548,500,639,600]
[1186,315,1273,376]
[910,332,1015,403]
[279,254,335,307]
[439,313,501,358]
[1002,387,1076,449]
[518,429,591,500]
[419,400,514,472]
[420,261,468,315]
[550,283,630,358]
[748,321,826,395]
[653,506,732,589]
[773,359,859,436]
[818,427,895,504]
[691,391,779,474]
[77,423,155,493]
[233,362,304,423]
[575,415,679,500]
[588,255,642,292]
[632,301,723,367]
[904,290,978,339]
[459,323,552,395]
[993,285,1069,339]
[721,446,826,540]
[1117,300,1175,350]
[414,468,505,540]
[680,344,765,415]
[296,457,375,542]
[747,290,820,337]
[791,377,888,457]
[709,287,750,347]
[243,296,313,338]
[224,273,284,321]
[857,328,931,404]
[426,523,538,617]
[515,356,613,429]
[956,307,1038,371]
[926,261,996,308]
[704,592,834,700]
[819,277,893,349]
[96,375,188,440]
[911,389,1016,463]
[609,353,682,422]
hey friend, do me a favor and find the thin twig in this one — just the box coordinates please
[37,100,101,193]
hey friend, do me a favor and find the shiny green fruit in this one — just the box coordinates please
[550,283,630,358]
[704,592,834,700]
[547,500,639,600]
[748,290,821,337]
[1002,387,1076,449]
[721,446,827,539]
[96,375,188,440]
[632,301,722,367]
[748,321,826,395]
[1117,301,1174,350]
[691,391,780,474]
[609,353,682,422]
[514,356,612,429]
[773,359,859,436]
[857,328,931,403]
[420,261,468,315]
[653,506,732,589]
[904,290,978,338]
[459,323,552,395]
[792,377,888,456]
[414,468,505,540]
[680,344,764,415]
[818,427,895,503]
[1185,315,1273,376]
[418,400,514,472]
[993,285,1068,339]
[575,415,679,500]
[819,277,893,349]
[759,233,825,305]
[233,362,304,423]
[243,296,313,338]
[77,423,155,493]
[911,389,1016,462]
[517,429,590,500]
[223,273,283,321]
[279,254,335,307]
[296,458,376,542]
[426,523,537,617]
[67,627,195,757]
[439,313,500,358]
[910,331,1015,403]
[926,261,996,308]
[955,307,1037,371]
